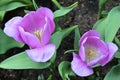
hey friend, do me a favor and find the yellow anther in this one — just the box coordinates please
[34,30,42,41]
[85,46,99,62]
[34,29,44,45]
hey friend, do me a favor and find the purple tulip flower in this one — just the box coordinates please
[4,7,55,62]
[71,30,118,76]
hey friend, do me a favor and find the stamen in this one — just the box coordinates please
[34,29,44,44]
[85,46,99,62]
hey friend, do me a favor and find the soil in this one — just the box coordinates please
[0,0,120,80]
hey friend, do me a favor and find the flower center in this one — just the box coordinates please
[34,29,43,44]
[85,46,99,62]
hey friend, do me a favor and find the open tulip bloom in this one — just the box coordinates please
[71,30,118,77]
[4,7,56,62]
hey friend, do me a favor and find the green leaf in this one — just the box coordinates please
[114,49,120,58]
[52,0,61,9]
[98,0,109,18]
[0,29,24,54]
[101,10,109,18]
[51,25,78,49]
[47,75,52,80]
[0,0,33,22]
[99,0,109,10]
[104,64,120,80]
[54,18,62,31]
[24,9,30,14]
[38,74,44,80]
[115,37,120,47]
[93,6,120,42]
[93,18,107,40]
[32,0,38,10]
[58,61,75,80]
[74,27,80,50]
[64,49,78,54]
[50,52,56,63]
[0,11,5,21]
[0,0,32,11]
[0,52,51,69]
[105,6,120,42]
[54,2,78,18]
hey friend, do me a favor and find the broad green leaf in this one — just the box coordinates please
[93,18,107,40]
[0,0,32,11]
[0,29,24,54]
[54,2,78,18]
[98,0,109,18]
[104,64,120,80]
[51,25,78,49]
[74,27,80,50]
[105,6,120,42]
[58,61,75,80]
[93,6,120,42]
[0,0,33,22]
[0,11,5,21]
[0,52,51,69]
[114,49,120,58]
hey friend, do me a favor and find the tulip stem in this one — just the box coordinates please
[52,0,61,9]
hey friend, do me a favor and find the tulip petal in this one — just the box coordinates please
[71,53,93,77]
[99,42,118,66]
[26,44,55,62]
[36,7,55,33]
[37,7,54,21]
[4,17,24,43]
[18,27,41,48]
[20,11,46,32]
[79,45,86,61]
[79,30,100,46]
[82,37,107,66]
[40,17,52,45]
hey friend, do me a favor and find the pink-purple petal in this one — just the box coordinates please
[99,42,118,66]
[84,37,107,66]
[36,7,54,20]
[71,53,93,77]
[79,30,100,46]
[79,45,86,61]
[18,27,41,48]
[26,44,55,62]
[36,7,55,33]
[41,17,51,45]
[20,11,46,32]
[4,17,24,43]
[107,42,118,60]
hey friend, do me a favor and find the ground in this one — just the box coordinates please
[0,0,120,80]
